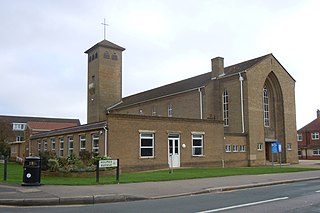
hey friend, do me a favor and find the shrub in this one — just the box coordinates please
[48,158,59,172]
[79,150,92,166]
[39,151,56,170]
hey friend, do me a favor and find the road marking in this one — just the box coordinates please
[197,197,289,213]
[316,190,320,193]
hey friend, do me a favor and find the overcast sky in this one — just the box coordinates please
[0,0,319,128]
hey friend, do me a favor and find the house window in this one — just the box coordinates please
[192,134,204,156]
[297,133,302,141]
[68,136,74,156]
[51,138,56,151]
[287,143,292,151]
[43,139,48,151]
[168,103,173,117]
[12,123,26,131]
[16,136,24,141]
[257,143,263,151]
[225,145,231,152]
[80,135,86,151]
[298,149,302,156]
[311,132,319,140]
[313,149,320,156]
[92,134,99,155]
[59,138,64,157]
[233,145,239,152]
[263,87,270,127]
[223,90,229,126]
[240,145,246,152]
[140,133,154,158]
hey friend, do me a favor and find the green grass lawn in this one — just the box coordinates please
[0,162,318,185]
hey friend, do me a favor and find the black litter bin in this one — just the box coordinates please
[22,156,41,186]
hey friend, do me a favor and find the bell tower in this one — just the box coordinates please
[85,40,125,123]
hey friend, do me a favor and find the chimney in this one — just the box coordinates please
[211,57,224,78]
[317,109,320,118]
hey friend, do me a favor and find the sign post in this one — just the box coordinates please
[278,143,282,168]
[0,158,8,181]
[271,142,282,168]
[271,142,278,167]
[96,159,120,184]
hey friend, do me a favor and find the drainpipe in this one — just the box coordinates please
[239,73,245,133]
[103,126,108,157]
[198,88,203,119]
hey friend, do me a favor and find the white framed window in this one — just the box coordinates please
[225,145,231,152]
[233,145,239,152]
[59,138,64,157]
[297,133,302,141]
[168,103,173,117]
[68,136,74,156]
[16,136,24,142]
[192,134,204,156]
[80,135,86,151]
[312,132,319,140]
[43,139,48,151]
[12,123,26,131]
[38,140,41,152]
[140,133,154,158]
[287,143,292,151]
[92,133,99,155]
[257,143,263,151]
[298,149,302,156]
[51,138,56,151]
[313,149,320,156]
[263,87,270,127]
[240,145,246,152]
[223,90,229,126]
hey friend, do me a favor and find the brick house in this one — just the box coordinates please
[297,110,320,159]
[0,115,80,160]
[29,38,298,171]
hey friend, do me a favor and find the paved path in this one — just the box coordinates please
[0,161,319,206]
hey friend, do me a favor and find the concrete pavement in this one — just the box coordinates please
[0,161,320,206]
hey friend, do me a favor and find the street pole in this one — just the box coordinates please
[4,157,8,181]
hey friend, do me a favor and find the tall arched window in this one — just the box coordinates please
[223,90,229,126]
[263,86,270,127]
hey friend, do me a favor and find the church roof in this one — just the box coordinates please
[109,54,272,111]
[85,40,125,53]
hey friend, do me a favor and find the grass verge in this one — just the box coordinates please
[0,162,318,185]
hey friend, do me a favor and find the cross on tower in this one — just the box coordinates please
[101,18,108,40]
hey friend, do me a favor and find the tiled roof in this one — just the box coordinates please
[298,117,320,132]
[27,121,79,132]
[0,115,80,125]
[30,121,106,140]
[110,54,271,110]
[85,40,125,53]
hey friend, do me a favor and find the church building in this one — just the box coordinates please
[30,39,298,171]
